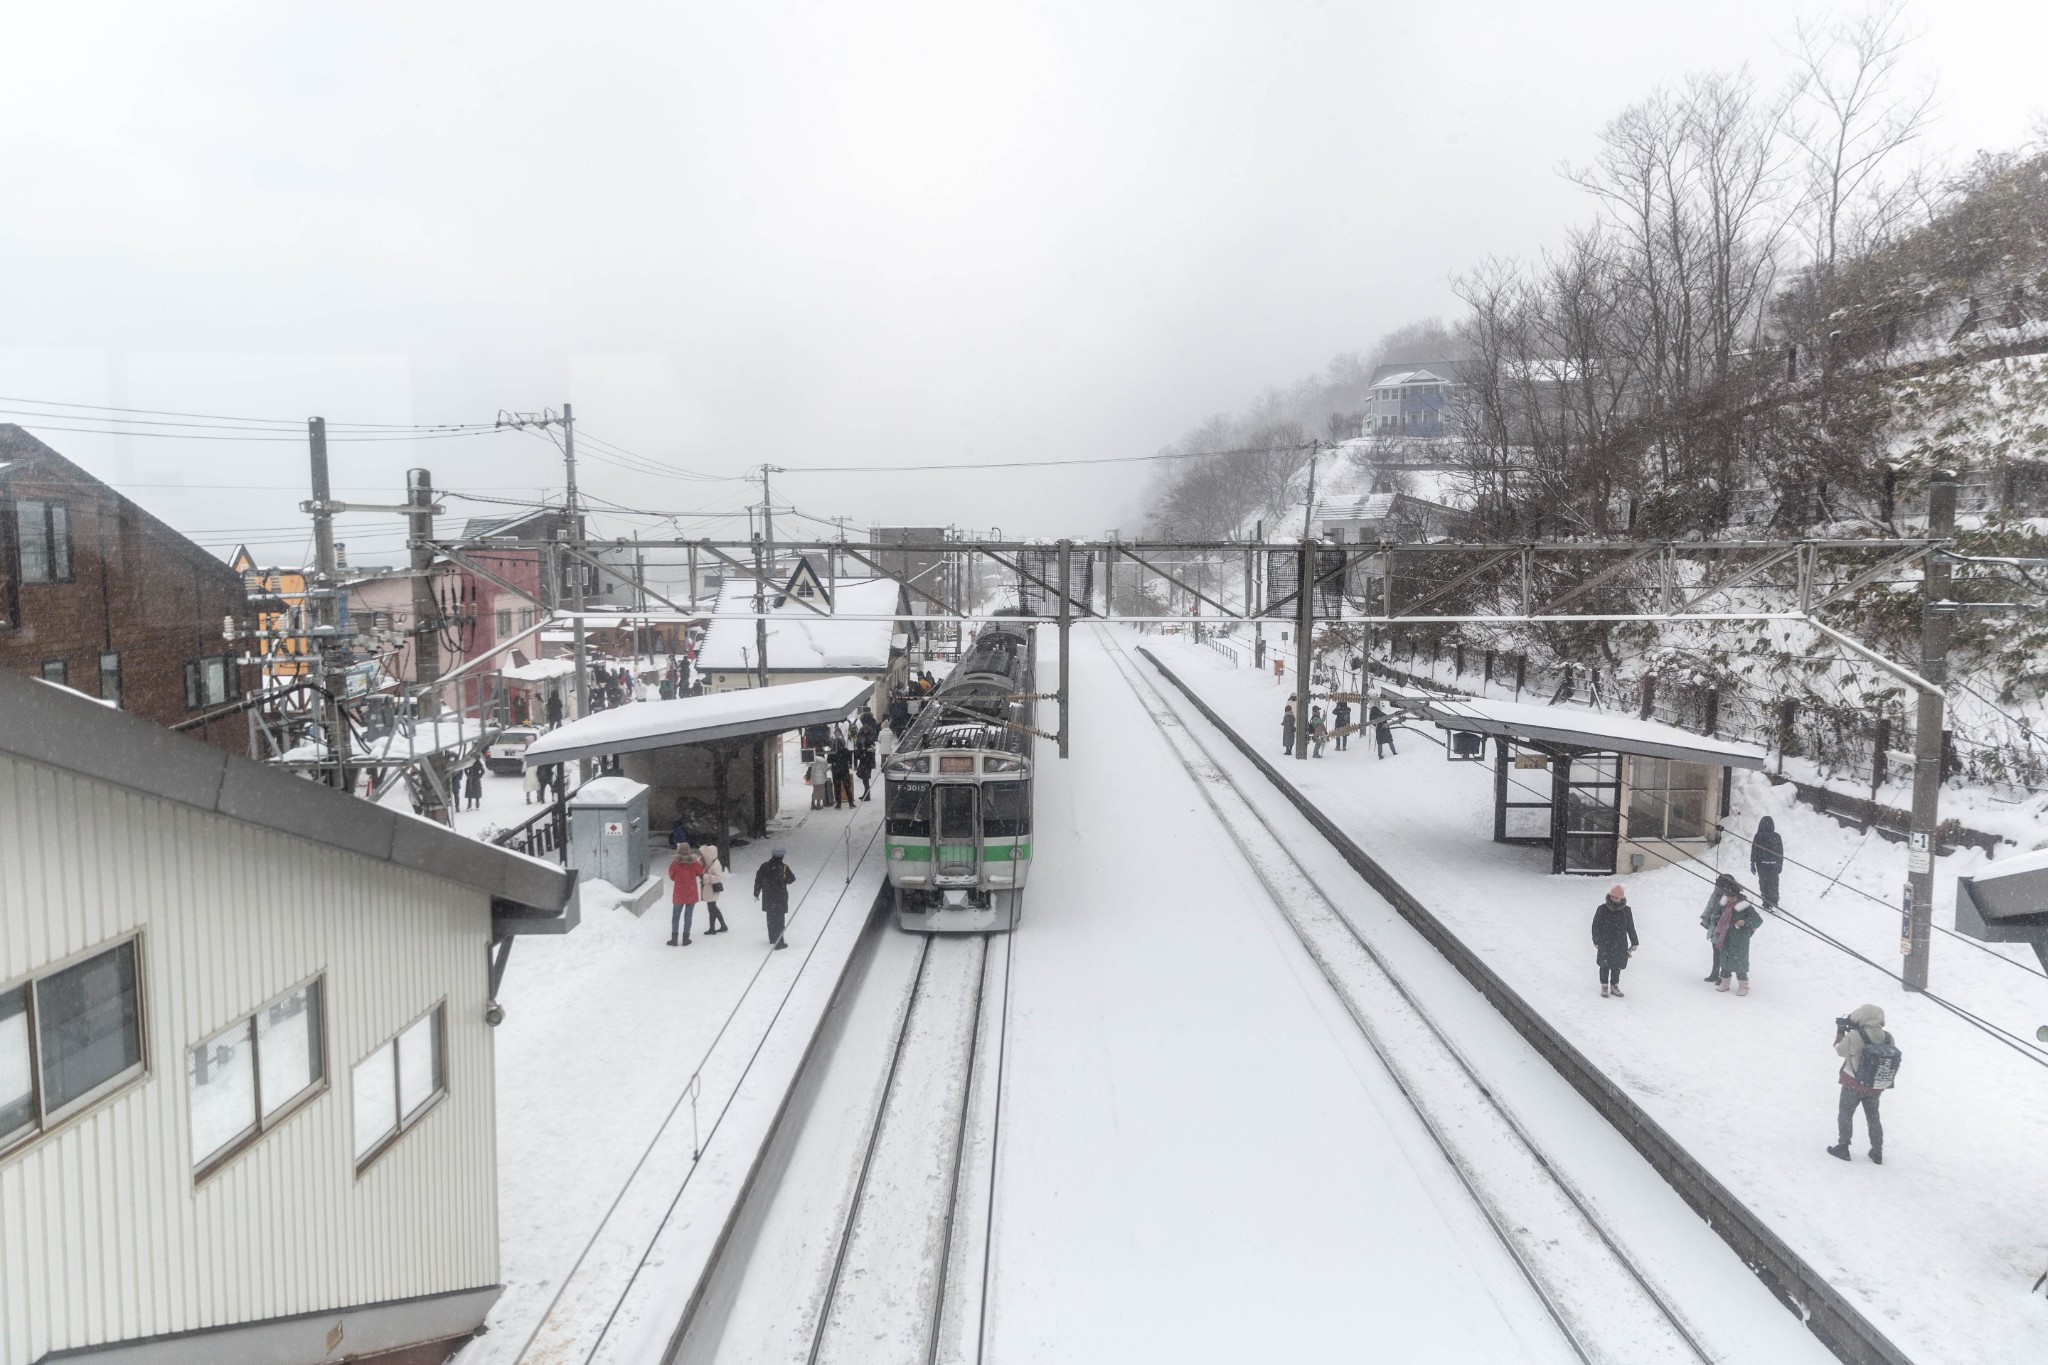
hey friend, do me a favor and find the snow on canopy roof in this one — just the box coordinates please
[521,675,876,766]
[1968,846,2048,885]
[503,658,576,682]
[1386,686,1768,769]
[694,575,904,673]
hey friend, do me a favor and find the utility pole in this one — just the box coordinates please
[562,403,591,784]
[1057,539,1072,759]
[1301,443,1322,540]
[406,467,451,825]
[1252,518,1265,669]
[1903,470,1958,992]
[755,465,779,690]
[306,418,350,790]
[1295,537,1315,759]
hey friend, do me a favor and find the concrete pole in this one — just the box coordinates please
[1057,539,1072,759]
[306,418,350,790]
[563,403,591,784]
[1295,538,1314,759]
[1903,470,1957,992]
[406,468,451,824]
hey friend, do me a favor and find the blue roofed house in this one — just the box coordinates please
[1367,361,1464,438]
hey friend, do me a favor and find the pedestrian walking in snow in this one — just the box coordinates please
[1281,701,1297,756]
[545,690,564,729]
[807,753,831,809]
[1310,712,1329,758]
[1704,887,1763,994]
[668,846,703,946]
[1592,884,1639,997]
[855,740,876,800]
[755,847,795,948]
[829,741,856,808]
[698,842,728,934]
[1333,698,1352,751]
[1751,816,1785,908]
[1830,1004,1897,1163]
[1370,701,1397,758]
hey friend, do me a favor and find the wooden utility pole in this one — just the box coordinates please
[1903,470,1957,991]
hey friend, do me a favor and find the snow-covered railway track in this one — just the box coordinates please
[806,930,1007,1365]
[1101,630,1718,1365]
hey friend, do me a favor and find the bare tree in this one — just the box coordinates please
[1788,0,1936,288]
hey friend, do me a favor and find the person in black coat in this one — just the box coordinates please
[828,741,855,808]
[1750,815,1785,908]
[464,761,483,810]
[544,690,564,729]
[754,847,796,947]
[854,740,877,800]
[1333,698,1352,751]
[1592,884,1640,997]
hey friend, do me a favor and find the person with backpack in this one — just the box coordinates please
[668,845,703,947]
[1751,816,1785,908]
[1704,885,1763,995]
[697,841,728,934]
[1591,884,1639,997]
[829,740,856,808]
[1830,1004,1898,1163]
[755,846,795,948]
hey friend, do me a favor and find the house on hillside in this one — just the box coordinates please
[1367,361,1464,438]
[695,557,916,706]
[0,666,576,1365]
[1315,492,1469,544]
[0,426,251,752]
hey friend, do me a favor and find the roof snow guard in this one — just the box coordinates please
[1386,686,1768,769]
[521,675,876,766]
[0,671,574,920]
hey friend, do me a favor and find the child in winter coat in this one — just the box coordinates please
[1592,884,1639,997]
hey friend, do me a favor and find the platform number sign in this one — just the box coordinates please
[1907,829,1932,874]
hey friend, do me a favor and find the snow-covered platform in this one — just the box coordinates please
[1142,630,2048,1365]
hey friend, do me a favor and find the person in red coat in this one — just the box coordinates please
[668,847,704,946]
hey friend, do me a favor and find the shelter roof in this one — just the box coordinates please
[0,671,573,918]
[695,575,906,673]
[1970,847,2048,885]
[521,675,876,765]
[1387,686,1768,768]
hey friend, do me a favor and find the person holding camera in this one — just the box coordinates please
[1830,1004,1898,1163]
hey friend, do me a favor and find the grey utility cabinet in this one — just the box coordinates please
[567,776,652,891]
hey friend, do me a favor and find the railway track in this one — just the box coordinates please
[1101,629,1720,1365]
[674,909,1016,1365]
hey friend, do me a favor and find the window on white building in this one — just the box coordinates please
[0,938,146,1154]
[351,1003,445,1169]
[188,977,325,1176]
[1625,757,1713,840]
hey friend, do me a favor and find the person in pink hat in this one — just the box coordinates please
[1591,883,1639,997]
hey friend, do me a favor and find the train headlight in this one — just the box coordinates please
[891,846,905,860]
[982,756,1024,773]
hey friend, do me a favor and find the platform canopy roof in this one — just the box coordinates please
[521,675,875,766]
[1386,685,1768,769]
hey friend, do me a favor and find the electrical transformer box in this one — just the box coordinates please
[568,776,651,892]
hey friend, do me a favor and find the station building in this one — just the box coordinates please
[0,669,575,1365]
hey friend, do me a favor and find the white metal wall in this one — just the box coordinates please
[0,755,499,1365]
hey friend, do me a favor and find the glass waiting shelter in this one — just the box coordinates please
[1387,687,1768,876]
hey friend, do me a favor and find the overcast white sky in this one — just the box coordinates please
[1,0,2041,560]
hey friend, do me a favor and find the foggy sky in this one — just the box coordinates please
[2,0,2041,562]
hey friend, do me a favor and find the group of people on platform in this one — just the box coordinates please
[1587,816,1892,1163]
[1280,696,1396,759]
[665,827,797,951]
[806,711,883,809]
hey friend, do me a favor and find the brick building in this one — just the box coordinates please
[0,426,251,752]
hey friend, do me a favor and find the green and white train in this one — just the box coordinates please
[883,619,1034,933]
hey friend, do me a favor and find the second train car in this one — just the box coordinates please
[883,620,1035,932]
